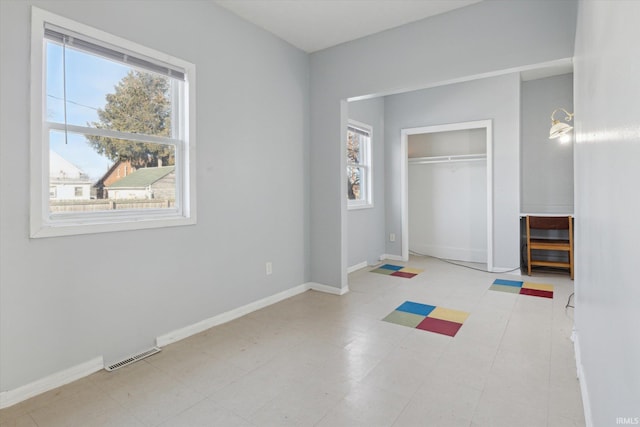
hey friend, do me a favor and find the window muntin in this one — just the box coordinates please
[31,7,196,237]
[44,34,180,213]
[347,121,372,208]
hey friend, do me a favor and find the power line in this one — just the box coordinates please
[47,94,99,111]
[566,292,575,309]
[409,250,521,273]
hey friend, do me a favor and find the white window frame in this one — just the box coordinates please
[30,7,196,238]
[347,120,373,210]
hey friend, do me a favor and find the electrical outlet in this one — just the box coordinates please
[390,233,396,242]
[266,262,273,275]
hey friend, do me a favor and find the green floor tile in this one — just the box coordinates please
[371,268,395,275]
[489,284,521,294]
[382,310,426,328]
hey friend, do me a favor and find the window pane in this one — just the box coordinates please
[46,41,177,138]
[347,166,364,201]
[347,129,361,164]
[347,123,371,206]
[49,130,176,213]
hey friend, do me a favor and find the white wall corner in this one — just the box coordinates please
[156,283,310,347]
[307,282,349,296]
[572,331,594,427]
[0,356,104,410]
[347,261,368,274]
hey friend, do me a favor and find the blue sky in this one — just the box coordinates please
[47,42,129,180]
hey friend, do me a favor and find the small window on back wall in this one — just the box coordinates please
[347,120,372,209]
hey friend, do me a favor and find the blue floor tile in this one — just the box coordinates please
[379,264,404,271]
[396,301,436,316]
[493,279,523,287]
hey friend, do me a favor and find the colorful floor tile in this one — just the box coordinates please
[489,279,554,298]
[416,317,463,336]
[383,301,469,337]
[378,264,404,271]
[370,264,424,279]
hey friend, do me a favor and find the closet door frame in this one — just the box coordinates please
[400,120,494,271]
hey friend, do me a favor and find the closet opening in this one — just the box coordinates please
[400,120,494,271]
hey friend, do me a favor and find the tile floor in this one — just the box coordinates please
[0,256,585,426]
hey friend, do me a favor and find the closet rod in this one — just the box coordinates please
[408,154,487,165]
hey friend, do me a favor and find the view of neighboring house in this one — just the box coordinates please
[93,160,135,199]
[104,166,175,200]
[49,150,93,200]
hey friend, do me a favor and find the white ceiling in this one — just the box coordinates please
[213,0,482,53]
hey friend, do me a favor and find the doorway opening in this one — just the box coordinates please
[400,120,493,271]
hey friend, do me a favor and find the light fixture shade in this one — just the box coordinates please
[549,121,573,139]
[549,108,574,140]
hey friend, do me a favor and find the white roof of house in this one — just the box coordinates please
[49,150,90,181]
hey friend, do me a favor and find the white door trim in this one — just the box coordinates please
[401,120,493,271]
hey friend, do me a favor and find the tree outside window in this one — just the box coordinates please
[347,121,372,208]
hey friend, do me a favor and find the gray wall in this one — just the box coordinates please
[309,0,578,288]
[0,0,309,392]
[347,98,386,268]
[384,75,521,269]
[574,1,640,425]
[521,74,574,214]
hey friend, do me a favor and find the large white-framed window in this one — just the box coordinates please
[30,7,196,238]
[347,120,373,209]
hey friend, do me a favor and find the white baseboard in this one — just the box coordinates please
[573,331,593,427]
[307,281,349,295]
[1,282,349,409]
[380,254,404,262]
[156,281,349,347]
[347,261,368,274]
[491,266,521,275]
[0,356,103,410]
[409,244,487,264]
[157,283,310,347]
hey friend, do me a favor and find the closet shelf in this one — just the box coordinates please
[408,153,487,165]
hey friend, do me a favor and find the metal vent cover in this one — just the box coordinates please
[105,347,161,371]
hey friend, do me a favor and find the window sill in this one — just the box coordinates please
[30,214,196,238]
[347,203,374,211]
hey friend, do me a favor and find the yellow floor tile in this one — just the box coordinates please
[428,306,470,323]
[400,267,423,274]
[522,282,554,292]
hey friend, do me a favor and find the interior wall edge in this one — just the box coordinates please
[572,331,594,427]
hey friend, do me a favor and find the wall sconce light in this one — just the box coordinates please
[549,108,574,139]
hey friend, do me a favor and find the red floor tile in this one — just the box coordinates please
[391,271,417,279]
[416,317,463,337]
[519,288,553,298]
